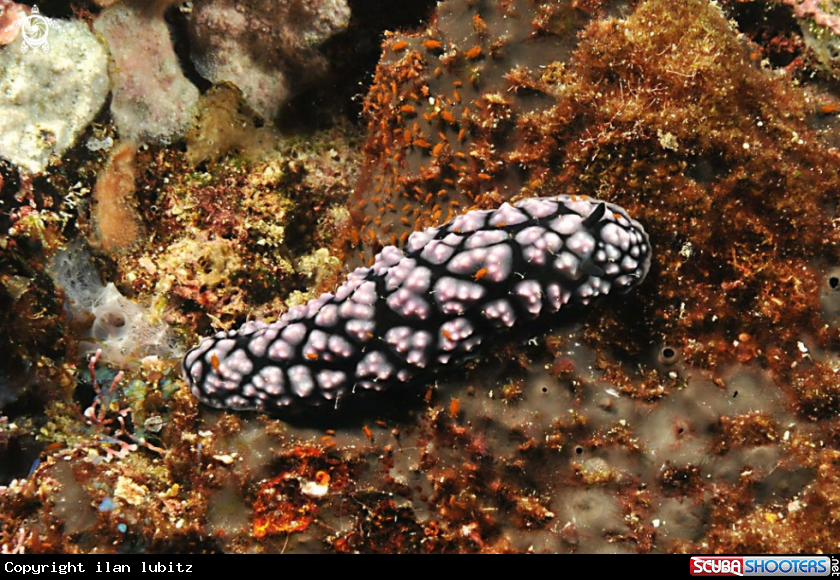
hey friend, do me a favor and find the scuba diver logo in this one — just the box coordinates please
[4,5,64,53]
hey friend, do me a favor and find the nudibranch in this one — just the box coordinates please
[182,195,651,414]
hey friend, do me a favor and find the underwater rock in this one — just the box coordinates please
[187,0,351,120]
[94,0,200,145]
[0,18,109,173]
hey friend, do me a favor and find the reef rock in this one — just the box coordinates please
[187,0,351,120]
[94,0,200,145]
[0,19,109,173]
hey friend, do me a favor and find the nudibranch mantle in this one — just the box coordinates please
[183,195,651,414]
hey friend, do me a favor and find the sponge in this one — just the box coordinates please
[48,243,178,365]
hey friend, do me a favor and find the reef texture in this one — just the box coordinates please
[93,0,200,145]
[184,195,651,413]
[4,0,840,555]
[0,18,109,173]
[187,0,351,120]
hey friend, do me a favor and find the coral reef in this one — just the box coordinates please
[185,85,280,167]
[783,0,840,35]
[781,0,840,75]
[3,0,840,555]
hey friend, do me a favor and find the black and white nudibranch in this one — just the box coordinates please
[182,195,651,414]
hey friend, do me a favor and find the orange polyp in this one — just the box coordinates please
[449,397,460,418]
[315,471,330,486]
[465,45,482,60]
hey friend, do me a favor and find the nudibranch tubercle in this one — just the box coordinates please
[183,195,651,414]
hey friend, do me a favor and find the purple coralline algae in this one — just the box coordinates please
[184,195,651,412]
